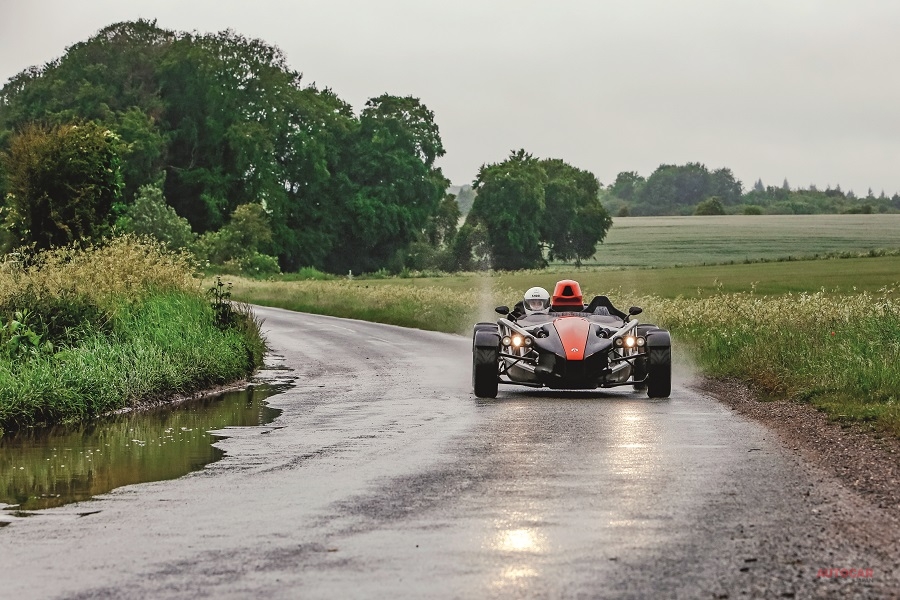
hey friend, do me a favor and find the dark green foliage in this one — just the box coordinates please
[694,197,726,216]
[324,94,449,273]
[157,29,305,233]
[609,171,644,201]
[427,194,462,247]
[626,162,741,216]
[2,122,123,250]
[468,150,546,270]
[0,20,451,275]
[539,158,611,265]
[0,286,108,348]
[119,182,195,249]
[465,150,611,270]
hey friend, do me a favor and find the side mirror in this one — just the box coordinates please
[628,306,643,316]
[495,305,510,315]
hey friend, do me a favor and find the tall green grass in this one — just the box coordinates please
[0,237,265,433]
[226,278,511,334]
[647,289,900,435]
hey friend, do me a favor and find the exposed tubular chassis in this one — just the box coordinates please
[496,318,645,388]
[472,298,672,399]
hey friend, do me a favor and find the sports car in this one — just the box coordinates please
[472,293,671,399]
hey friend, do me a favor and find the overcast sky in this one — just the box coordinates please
[3,1,900,195]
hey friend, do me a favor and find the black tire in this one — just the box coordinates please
[632,356,648,391]
[472,346,499,398]
[646,344,671,399]
[473,322,497,333]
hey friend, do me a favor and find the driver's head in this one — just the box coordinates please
[523,287,551,316]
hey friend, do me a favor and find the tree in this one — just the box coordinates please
[0,20,173,199]
[609,171,645,201]
[539,158,611,264]
[324,94,449,273]
[709,168,742,204]
[468,150,546,270]
[2,122,123,250]
[159,29,305,232]
[0,21,463,273]
[464,151,610,270]
[637,163,711,215]
[425,193,461,247]
[264,85,356,272]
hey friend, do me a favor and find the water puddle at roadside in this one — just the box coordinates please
[0,383,288,512]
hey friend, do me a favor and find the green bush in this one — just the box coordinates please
[2,122,123,251]
[119,183,195,250]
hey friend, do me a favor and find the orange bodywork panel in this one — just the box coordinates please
[553,317,591,361]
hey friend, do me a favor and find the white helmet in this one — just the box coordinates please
[523,286,550,315]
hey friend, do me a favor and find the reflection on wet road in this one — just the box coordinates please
[1,384,284,510]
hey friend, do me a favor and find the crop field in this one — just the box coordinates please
[588,214,900,267]
[331,254,900,300]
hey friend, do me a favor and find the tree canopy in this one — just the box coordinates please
[465,151,611,270]
[0,20,449,273]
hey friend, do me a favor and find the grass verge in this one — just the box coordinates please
[0,237,265,434]
[647,290,900,437]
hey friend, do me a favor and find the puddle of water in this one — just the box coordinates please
[0,384,285,511]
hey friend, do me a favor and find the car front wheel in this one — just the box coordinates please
[646,343,671,398]
[472,346,499,398]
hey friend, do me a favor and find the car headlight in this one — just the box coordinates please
[512,335,524,348]
[616,336,639,348]
[636,336,646,347]
[502,336,512,347]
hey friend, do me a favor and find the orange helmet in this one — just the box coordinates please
[551,280,584,309]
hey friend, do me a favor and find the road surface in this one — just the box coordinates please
[1,306,896,599]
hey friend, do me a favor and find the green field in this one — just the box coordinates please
[342,255,900,300]
[589,214,900,267]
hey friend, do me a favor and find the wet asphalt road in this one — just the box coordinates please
[1,306,897,599]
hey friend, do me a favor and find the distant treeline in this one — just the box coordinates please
[601,163,900,217]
